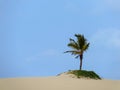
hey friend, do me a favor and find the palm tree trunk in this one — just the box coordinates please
[80,54,83,70]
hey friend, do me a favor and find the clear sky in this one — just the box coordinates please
[0,0,120,80]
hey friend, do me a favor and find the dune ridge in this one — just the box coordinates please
[0,76,120,90]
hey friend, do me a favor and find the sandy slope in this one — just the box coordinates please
[0,75,120,90]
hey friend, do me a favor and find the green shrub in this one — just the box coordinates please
[67,70,101,80]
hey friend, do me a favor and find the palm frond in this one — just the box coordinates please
[69,38,78,47]
[83,43,90,51]
[68,43,78,50]
[64,50,82,55]
[75,55,80,59]
[65,34,89,59]
[67,38,79,50]
[75,34,87,49]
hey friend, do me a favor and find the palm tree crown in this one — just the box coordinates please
[65,34,90,70]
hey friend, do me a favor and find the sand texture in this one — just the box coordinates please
[0,75,120,90]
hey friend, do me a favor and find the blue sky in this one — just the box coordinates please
[0,0,120,80]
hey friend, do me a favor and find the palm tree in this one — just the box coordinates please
[65,34,90,70]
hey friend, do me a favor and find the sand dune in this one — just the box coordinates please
[0,75,120,90]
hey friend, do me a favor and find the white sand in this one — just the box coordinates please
[0,75,120,90]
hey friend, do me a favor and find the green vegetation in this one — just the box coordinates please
[64,34,90,70]
[67,70,101,79]
[64,34,101,80]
